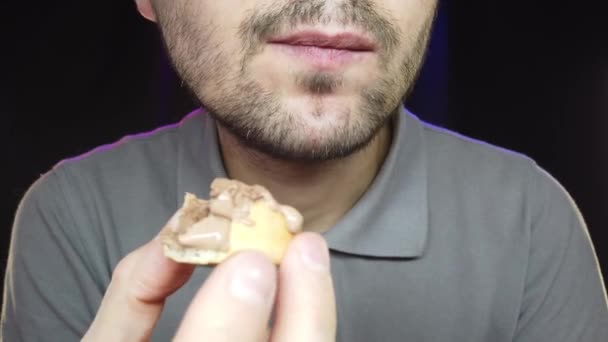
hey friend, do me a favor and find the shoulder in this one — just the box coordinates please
[420,120,549,194]
[422,121,536,176]
[16,110,208,260]
[419,119,573,232]
[57,117,183,176]
[50,110,204,191]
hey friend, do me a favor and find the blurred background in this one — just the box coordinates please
[3,0,607,301]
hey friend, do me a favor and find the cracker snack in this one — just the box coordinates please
[160,178,303,264]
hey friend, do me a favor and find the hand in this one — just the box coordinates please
[82,232,336,341]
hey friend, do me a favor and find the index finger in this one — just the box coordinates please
[83,237,195,341]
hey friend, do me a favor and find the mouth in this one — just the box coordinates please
[267,30,377,70]
[268,30,377,51]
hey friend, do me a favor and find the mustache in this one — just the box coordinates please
[238,0,401,55]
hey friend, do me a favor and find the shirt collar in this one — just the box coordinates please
[323,105,429,258]
[176,104,429,259]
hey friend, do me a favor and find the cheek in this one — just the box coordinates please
[185,0,253,52]
[246,52,293,93]
[199,0,268,42]
[383,0,436,34]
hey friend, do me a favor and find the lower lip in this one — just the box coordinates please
[269,43,374,71]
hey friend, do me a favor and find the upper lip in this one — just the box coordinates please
[267,30,377,52]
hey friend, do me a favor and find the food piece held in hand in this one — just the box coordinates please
[159,178,304,265]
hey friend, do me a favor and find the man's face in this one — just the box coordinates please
[151,0,437,161]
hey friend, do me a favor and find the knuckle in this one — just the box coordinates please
[130,273,159,303]
[111,252,138,285]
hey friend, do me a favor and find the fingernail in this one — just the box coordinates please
[229,254,275,305]
[296,233,330,272]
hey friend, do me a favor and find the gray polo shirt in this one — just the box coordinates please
[3,106,607,341]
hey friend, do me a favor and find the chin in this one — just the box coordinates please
[283,95,357,124]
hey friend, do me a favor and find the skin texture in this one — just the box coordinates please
[148,0,437,161]
[84,0,438,339]
[137,0,438,234]
[83,232,335,341]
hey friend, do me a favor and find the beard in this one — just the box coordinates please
[154,0,435,161]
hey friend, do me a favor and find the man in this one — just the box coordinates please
[2,0,607,341]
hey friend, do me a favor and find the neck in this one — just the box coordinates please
[216,117,394,233]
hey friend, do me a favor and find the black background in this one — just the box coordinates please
[3,0,607,301]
